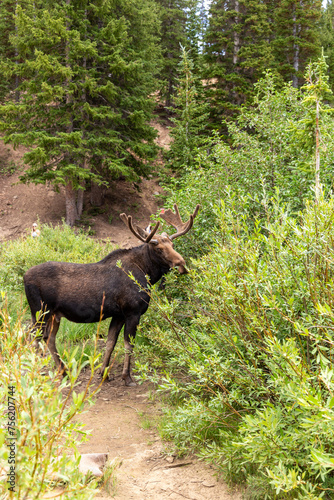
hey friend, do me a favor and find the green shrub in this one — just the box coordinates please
[160,69,334,263]
[0,298,103,499]
[136,195,334,499]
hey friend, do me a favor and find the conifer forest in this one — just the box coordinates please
[2,1,334,499]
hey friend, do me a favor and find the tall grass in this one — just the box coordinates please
[0,224,122,498]
[0,222,116,294]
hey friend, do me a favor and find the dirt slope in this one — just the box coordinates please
[0,143,164,245]
[0,116,173,243]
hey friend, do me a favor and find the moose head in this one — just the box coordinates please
[120,204,200,274]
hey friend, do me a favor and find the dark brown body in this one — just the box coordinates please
[24,238,187,385]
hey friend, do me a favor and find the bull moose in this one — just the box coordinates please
[24,204,200,386]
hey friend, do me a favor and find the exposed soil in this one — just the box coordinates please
[77,366,242,500]
[0,144,164,246]
[0,122,242,499]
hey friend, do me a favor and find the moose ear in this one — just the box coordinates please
[149,239,158,245]
[135,225,149,240]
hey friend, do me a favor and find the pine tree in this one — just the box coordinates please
[204,0,274,125]
[272,0,322,87]
[198,0,209,50]
[0,0,24,102]
[167,46,209,171]
[155,0,187,108]
[203,0,322,127]
[0,0,160,226]
[185,0,202,65]
[320,0,334,93]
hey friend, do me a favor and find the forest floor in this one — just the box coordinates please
[0,118,242,499]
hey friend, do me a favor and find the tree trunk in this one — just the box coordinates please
[315,98,320,203]
[90,182,104,207]
[232,0,240,104]
[166,66,173,109]
[292,3,300,88]
[65,181,79,226]
[233,0,240,66]
[76,186,84,218]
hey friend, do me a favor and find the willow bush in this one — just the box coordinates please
[136,195,334,499]
[160,69,334,264]
[0,298,103,499]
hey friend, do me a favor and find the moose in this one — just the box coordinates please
[24,204,200,386]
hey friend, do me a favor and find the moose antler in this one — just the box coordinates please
[120,213,160,243]
[160,204,200,240]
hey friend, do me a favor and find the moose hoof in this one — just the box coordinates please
[123,376,136,387]
[57,367,68,379]
[99,369,114,382]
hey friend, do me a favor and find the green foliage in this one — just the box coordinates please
[204,0,275,122]
[320,1,334,94]
[135,62,334,493]
[157,159,224,258]
[294,53,332,152]
[0,0,17,102]
[290,52,334,202]
[226,73,306,204]
[136,195,334,498]
[155,0,187,107]
[184,0,203,64]
[204,0,322,125]
[161,66,334,260]
[272,0,322,87]
[0,0,160,224]
[0,298,103,499]
[0,222,116,294]
[227,66,334,207]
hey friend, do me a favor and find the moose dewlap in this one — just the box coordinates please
[24,204,200,386]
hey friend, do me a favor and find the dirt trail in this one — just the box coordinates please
[77,366,242,500]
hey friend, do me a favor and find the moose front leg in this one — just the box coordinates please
[122,315,140,386]
[101,316,125,380]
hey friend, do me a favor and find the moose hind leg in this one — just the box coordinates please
[44,315,65,375]
[100,316,125,380]
[122,315,140,387]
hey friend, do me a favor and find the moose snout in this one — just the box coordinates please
[178,264,188,274]
[173,255,188,274]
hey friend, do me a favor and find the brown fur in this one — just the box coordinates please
[24,237,187,386]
